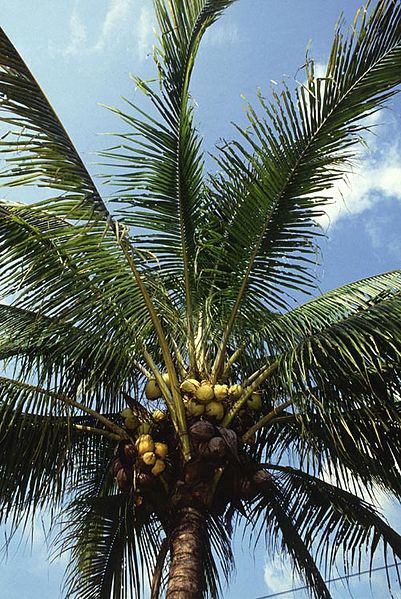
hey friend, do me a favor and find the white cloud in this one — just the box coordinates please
[60,0,154,61]
[63,8,87,57]
[317,123,401,230]
[93,0,133,52]
[264,555,300,595]
[203,22,239,47]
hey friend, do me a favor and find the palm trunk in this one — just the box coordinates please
[166,506,205,599]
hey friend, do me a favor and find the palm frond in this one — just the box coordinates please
[247,475,331,599]
[0,27,108,221]
[0,389,115,532]
[104,0,236,370]
[57,461,164,599]
[263,466,401,582]
[205,0,401,371]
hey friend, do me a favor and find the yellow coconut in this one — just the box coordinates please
[205,401,224,421]
[180,378,200,394]
[247,391,262,411]
[195,382,215,403]
[137,422,152,435]
[214,384,229,401]
[154,442,168,460]
[186,400,205,417]
[142,451,157,466]
[152,409,167,422]
[145,379,162,401]
[135,434,155,455]
[121,408,134,419]
[229,384,243,399]
[151,459,166,476]
[124,416,139,431]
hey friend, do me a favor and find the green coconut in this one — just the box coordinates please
[186,400,205,417]
[135,434,155,455]
[229,384,243,399]
[154,442,168,460]
[145,379,162,401]
[247,391,262,411]
[180,378,200,394]
[142,451,157,466]
[137,422,152,435]
[151,459,166,476]
[214,384,229,401]
[195,382,215,403]
[124,416,139,431]
[121,408,134,419]
[152,409,167,422]
[205,401,224,421]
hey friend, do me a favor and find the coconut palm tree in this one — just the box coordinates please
[1,0,401,597]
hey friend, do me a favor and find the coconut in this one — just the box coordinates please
[207,437,227,458]
[162,372,171,388]
[137,422,152,435]
[229,384,243,399]
[205,401,224,421]
[189,420,215,441]
[135,434,155,455]
[142,451,157,466]
[154,442,168,460]
[247,391,262,411]
[151,459,166,476]
[180,378,200,394]
[145,379,162,401]
[116,468,131,490]
[124,416,139,431]
[152,409,167,422]
[186,400,205,417]
[195,382,215,403]
[121,408,134,419]
[214,384,229,401]
[111,458,123,477]
[122,443,136,462]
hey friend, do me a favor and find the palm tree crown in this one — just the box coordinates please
[1,1,401,597]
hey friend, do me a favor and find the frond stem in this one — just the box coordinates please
[242,400,293,443]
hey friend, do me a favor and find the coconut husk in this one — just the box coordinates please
[111,458,123,477]
[206,437,227,459]
[122,443,136,463]
[116,467,131,491]
[189,420,215,441]
[217,427,238,459]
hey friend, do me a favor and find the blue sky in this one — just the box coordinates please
[1,1,401,598]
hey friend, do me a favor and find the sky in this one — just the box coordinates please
[1,0,401,598]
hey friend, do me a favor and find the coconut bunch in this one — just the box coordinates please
[179,378,263,422]
[112,410,170,493]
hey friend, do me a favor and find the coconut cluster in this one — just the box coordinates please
[180,379,262,421]
[111,408,169,495]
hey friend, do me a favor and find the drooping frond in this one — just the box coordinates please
[58,471,164,599]
[247,475,331,599]
[205,0,401,372]
[0,382,115,532]
[249,469,401,598]
[263,466,401,580]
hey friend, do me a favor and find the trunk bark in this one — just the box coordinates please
[166,506,205,599]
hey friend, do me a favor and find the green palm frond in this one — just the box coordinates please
[206,0,401,374]
[104,0,236,370]
[247,475,331,599]
[267,273,401,409]
[57,465,164,599]
[0,395,115,531]
[0,27,108,221]
[256,396,401,497]
[263,466,401,577]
